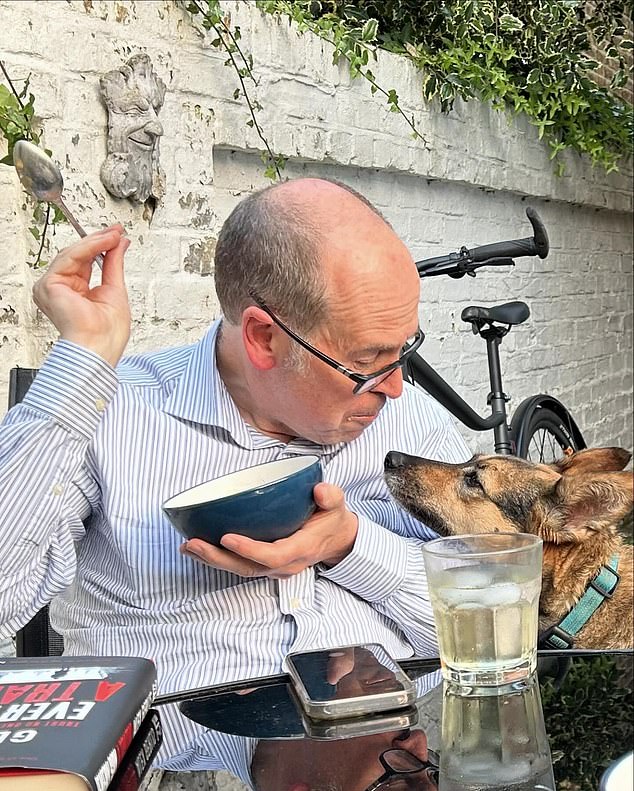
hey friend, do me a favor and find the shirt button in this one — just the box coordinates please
[51,484,64,496]
[290,597,301,609]
[94,398,106,412]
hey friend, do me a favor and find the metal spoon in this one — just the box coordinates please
[13,139,103,269]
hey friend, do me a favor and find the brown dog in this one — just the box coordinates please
[384,448,633,649]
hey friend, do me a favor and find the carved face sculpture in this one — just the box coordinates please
[100,54,166,203]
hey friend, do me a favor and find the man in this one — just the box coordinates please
[0,178,470,767]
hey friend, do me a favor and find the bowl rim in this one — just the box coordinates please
[162,454,322,512]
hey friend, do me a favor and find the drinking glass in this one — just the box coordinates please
[422,533,543,687]
[439,673,555,791]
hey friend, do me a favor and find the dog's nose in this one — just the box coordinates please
[385,451,416,470]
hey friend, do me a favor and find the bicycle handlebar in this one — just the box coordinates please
[415,206,549,278]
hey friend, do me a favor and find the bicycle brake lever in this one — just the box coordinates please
[448,258,473,279]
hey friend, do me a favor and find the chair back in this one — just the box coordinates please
[9,367,64,657]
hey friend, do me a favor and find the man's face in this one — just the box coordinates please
[256,220,421,446]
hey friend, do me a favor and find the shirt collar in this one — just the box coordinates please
[163,319,254,448]
[163,318,347,459]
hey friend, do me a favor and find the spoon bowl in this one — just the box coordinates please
[13,140,103,269]
[13,140,64,203]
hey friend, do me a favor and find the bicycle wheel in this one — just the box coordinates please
[513,407,581,463]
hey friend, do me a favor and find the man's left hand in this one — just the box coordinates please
[179,482,358,578]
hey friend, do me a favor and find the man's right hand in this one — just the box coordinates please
[32,225,131,368]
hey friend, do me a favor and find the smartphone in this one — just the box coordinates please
[297,699,419,739]
[285,643,417,720]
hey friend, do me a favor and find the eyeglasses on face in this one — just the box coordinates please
[249,291,424,395]
[363,747,439,791]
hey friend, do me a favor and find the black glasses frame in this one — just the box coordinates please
[249,291,424,395]
[363,747,439,791]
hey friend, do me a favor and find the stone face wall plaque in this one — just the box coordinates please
[99,54,166,204]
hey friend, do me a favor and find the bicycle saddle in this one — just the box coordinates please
[461,301,530,326]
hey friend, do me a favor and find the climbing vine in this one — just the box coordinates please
[188,0,633,176]
[2,0,632,239]
[0,60,64,267]
[265,0,632,173]
[186,0,289,179]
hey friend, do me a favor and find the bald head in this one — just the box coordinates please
[213,177,403,333]
[269,177,391,228]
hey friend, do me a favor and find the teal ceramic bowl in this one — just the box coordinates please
[163,456,322,546]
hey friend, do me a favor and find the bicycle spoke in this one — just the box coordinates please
[528,431,546,462]
[526,428,565,464]
[548,432,558,461]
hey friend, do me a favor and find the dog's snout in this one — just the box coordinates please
[385,451,418,471]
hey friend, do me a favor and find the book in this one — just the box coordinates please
[0,705,162,791]
[0,656,157,791]
[0,709,162,791]
[108,709,162,791]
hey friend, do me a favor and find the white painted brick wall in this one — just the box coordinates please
[0,0,631,453]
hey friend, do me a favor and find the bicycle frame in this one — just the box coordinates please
[406,324,513,454]
[408,207,585,459]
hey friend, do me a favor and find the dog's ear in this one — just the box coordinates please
[545,471,633,543]
[551,447,632,476]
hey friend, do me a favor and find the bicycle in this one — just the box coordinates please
[406,207,586,463]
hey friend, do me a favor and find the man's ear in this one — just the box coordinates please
[551,447,632,476]
[242,307,279,371]
[546,471,633,543]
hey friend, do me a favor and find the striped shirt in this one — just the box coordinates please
[0,320,470,769]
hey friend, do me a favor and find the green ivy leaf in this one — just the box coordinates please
[424,73,438,98]
[439,81,454,101]
[611,70,627,89]
[361,18,378,42]
[499,14,524,33]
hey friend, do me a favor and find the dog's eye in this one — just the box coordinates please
[464,470,483,490]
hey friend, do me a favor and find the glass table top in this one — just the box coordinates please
[156,650,633,791]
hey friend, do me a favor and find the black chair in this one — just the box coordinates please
[9,366,64,657]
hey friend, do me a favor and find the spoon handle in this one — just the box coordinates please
[54,196,104,270]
